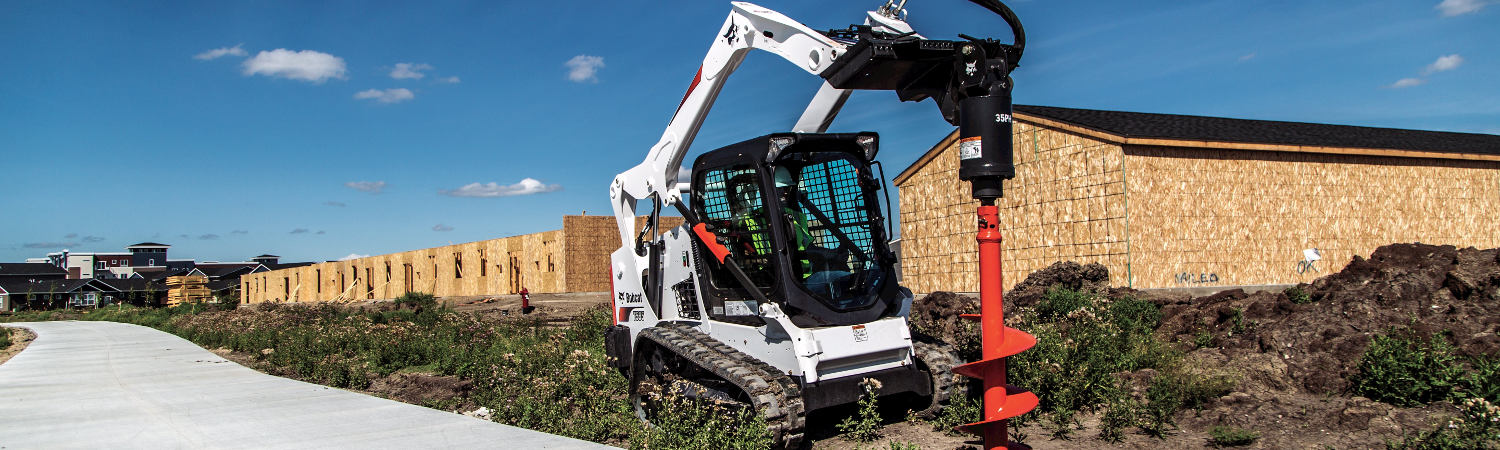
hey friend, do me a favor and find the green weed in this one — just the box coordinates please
[1208,425,1260,447]
[837,378,885,442]
[1284,286,1314,304]
[1385,397,1500,449]
[629,394,771,450]
[989,288,1231,440]
[927,385,980,436]
[1351,328,1467,407]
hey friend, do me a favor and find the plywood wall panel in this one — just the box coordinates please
[241,215,669,303]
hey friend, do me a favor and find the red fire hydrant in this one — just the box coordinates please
[520,287,533,314]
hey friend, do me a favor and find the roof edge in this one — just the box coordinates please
[895,111,1500,185]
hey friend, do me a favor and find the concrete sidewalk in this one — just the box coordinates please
[0,321,614,449]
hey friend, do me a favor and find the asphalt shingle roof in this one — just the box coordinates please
[1014,105,1500,155]
[0,263,67,276]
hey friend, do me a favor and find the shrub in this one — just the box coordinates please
[997,288,1232,439]
[1,327,11,348]
[629,394,771,450]
[1208,425,1260,447]
[1461,356,1500,403]
[926,384,980,436]
[837,378,885,442]
[1351,329,1466,407]
[1284,286,1313,304]
[394,292,438,310]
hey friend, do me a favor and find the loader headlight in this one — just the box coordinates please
[856,134,878,161]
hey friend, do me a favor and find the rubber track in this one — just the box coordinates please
[911,340,962,419]
[637,323,807,448]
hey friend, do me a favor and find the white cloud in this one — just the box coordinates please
[1422,54,1464,74]
[337,253,369,261]
[195,44,247,61]
[1389,77,1426,88]
[242,49,347,83]
[354,88,415,104]
[324,201,347,207]
[432,224,454,232]
[440,178,562,198]
[290,228,310,234]
[1436,0,1486,16]
[345,181,387,194]
[565,55,605,83]
[390,62,433,80]
[1237,52,1256,62]
[437,76,461,84]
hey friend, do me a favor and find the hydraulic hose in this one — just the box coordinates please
[965,0,1026,64]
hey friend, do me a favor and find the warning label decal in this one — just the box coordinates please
[959,137,982,160]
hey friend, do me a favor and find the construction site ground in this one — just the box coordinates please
[6,243,1494,448]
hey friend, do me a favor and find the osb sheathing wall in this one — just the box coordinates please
[897,119,1500,294]
[242,215,674,303]
[563,215,684,293]
[1123,146,1500,288]
[898,122,1130,294]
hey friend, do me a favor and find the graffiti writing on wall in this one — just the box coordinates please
[1295,248,1323,275]
[1175,272,1220,284]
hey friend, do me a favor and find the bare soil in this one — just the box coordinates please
[1,326,37,366]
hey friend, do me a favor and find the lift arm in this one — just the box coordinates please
[609,2,925,248]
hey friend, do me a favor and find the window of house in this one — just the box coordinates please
[480,250,487,277]
[96,262,106,270]
[547,255,554,272]
[316,269,322,293]
[148,258,155,266]
[454,252,463,278]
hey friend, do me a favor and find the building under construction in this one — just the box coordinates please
[895,105,1500,293]
[240,215,680,304]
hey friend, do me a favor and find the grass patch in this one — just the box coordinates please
[1207,425,1259,447]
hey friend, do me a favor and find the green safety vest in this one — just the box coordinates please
[738,207,813,278]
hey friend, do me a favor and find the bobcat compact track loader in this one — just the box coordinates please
[603,1,1026,447]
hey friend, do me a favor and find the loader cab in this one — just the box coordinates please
[690,132,901,328]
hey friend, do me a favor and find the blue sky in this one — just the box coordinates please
[2,0,1494,263]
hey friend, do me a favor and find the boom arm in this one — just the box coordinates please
[609,2,923,248]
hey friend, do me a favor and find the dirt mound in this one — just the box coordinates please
[909,292,978,351]
[903,243,1499,448]
[367,372,475,410]
[1158,243,1500,396]
[1005,261,1110,308]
